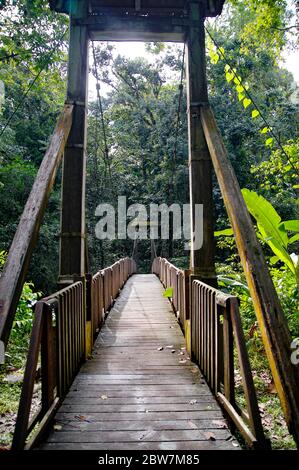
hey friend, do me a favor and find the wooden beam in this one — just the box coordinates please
[185,2,216,285]
[50,0,226,18]
[87,16,186,42]
[0,104,73,346]
[201,104,299,446]
[59,4,89,282]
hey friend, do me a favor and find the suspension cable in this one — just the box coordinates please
[205,27,298,176]
[171,44,186,198]
[91,40,113,184]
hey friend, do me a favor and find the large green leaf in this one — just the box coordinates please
[163,287,173,298]
[214,228,234,237]
[289,234,299,245]
[280,220,299,232]
[217,275,249,291]
[242,189,295,276]
[242,189,288,246]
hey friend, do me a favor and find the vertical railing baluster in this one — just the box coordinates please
[223,301,235,407]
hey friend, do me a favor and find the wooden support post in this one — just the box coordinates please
[186,2,216,286]
[59,0,89,284]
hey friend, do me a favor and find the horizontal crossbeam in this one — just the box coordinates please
[84,16,187,42]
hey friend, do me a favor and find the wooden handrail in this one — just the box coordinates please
[152,257,188,329]
[153,257,269,449]
[12,257,136,450]
[200,105,299,446]
[0,104,74,346]
[91,258,136,339]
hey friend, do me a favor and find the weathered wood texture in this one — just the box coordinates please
[41,274,238,450]
[88,16,186,42]
[153,257,267,448]
[50,0,226,18]
[201,105,299,446]
[186,3,216,283]
[0,104,73,346]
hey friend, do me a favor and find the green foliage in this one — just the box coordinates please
[163,287,173,298]
[218,262,299,339]
[242,189,299,283]
[10,282,40,341]
[207,35,298,158]
[215,190,299,283]
[0,252,41,347]
[226,0,296,59]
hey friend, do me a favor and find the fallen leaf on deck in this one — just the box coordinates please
[179,359,187,364]
[74,415,89,422]
[157,347,164,351]
[212,420,227,429]
[191,367,198,374]
[189,399,197,405]
[100,395,108,400]
[171,349,176,353]
[188,421,198,429]
[53,424,62,431]
[204,432,216,441]
[166,345,174,349]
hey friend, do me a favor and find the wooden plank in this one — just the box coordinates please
[55,411,224,422]
[41,440,238,450]
[66,389,211,397]
[50,0,226,18]
[51,419,228,432]
[40,275,234,450]
[46,429,230,443]
[62,396,215,404]
[58,403,220,413]
[0,104,73,346]
[201,105,299,445]
[88,16,186,42]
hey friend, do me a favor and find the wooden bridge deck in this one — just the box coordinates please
[41,274,239,450]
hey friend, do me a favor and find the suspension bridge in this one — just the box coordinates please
[0,0,299,451]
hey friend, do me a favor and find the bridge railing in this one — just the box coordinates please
[152,257,188,332]
[153,257,268,449]
[90,258,136,339]
[12,257,136,451]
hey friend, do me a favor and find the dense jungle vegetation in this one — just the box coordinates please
[0,0,298,449]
